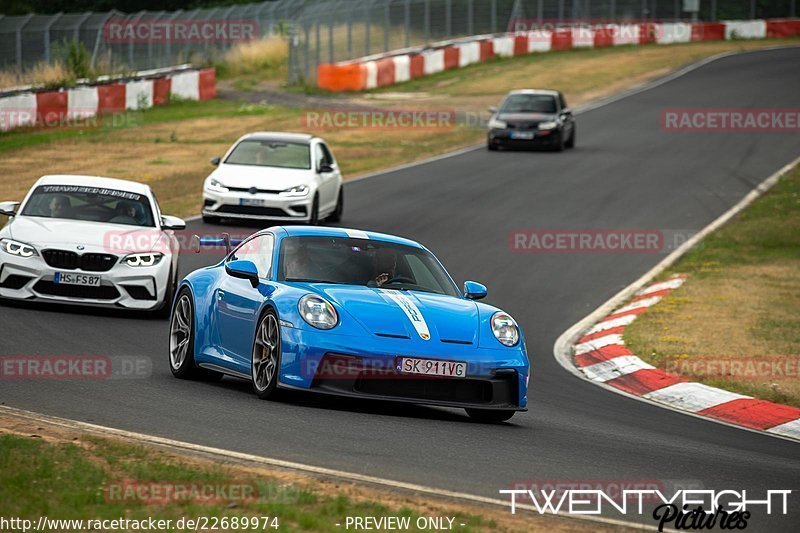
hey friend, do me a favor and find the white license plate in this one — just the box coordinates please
[398,357,467,378]
[239,197,267,207]
[510,131,534,140]
[54,272,101,286]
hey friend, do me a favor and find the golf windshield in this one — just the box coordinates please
[225,140,311,170]
[21,185,155,227]
[500,94,558,114]
[278,236,460,297]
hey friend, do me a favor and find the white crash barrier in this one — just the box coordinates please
[423,49,445,75]
[492,36,515,57]
[125,79,154,110]
[363,61,378,89]
[457,41,481,67]
[723,20,767,39]
[0,92,37,131]
[613,24,640,45]
[169,70,200,100]
[656,23,692,44]
[67,86,99,119]
[571,26,595,48]
[392,55,411,83]
[527,30,552,52]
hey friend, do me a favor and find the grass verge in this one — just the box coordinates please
[624,164,800,407]
[0,413,612,533]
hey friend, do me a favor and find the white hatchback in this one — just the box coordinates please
[202,132,343,225]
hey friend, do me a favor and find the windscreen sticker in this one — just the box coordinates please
[380,290,431,340]
[40,185,143,201]
[344,229,369,240]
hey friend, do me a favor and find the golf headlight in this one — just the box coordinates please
[538,121,558,130]
[0,238,37,257]
[298,294,338,330]
[124,253,163,267]
[279,185,310,198]
[206,178,229,193]
[491,312,519,347]
[488,117,507,129]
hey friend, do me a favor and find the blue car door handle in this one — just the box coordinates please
[218,290,225,301]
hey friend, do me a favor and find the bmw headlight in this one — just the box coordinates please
[491,312,519,347]
[298,294,338,330]
[279,185,310,198]
[538,121,558,130]
[488,117,507,129]
[124,253,163,267]
[0,238,38,258]
[206,178,229,193]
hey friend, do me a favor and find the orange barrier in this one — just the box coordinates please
[375,58,395,87]
[97,83,126,114]
[513,35,528,55]
[551,29,573,51]
[692,23,726,41]
[35,90,67,126]
[318,63,366,92]
[443,46,460,69]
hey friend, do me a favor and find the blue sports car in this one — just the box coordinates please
[169,226,529,422]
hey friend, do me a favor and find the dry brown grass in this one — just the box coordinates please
[0,61,73,89]
[217,36,289,80]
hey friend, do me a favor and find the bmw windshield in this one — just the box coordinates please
[20,185,155,227]
[277,236,459,297]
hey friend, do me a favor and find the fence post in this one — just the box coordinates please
[750,0,756,19]
[347,9,353,58]
[445,0,451,36]
[558,0,564,21]
[315,18,320,73]
[366,0,371,55]
[328,16,334,63]
[710,0,717,21]
[791,0,796,18]
[609,0,615,21]
[467,0,473,35]
[384,0,390,52]
[91,11,115,70]
[404,0,410,48]
[538,0,544,24]
[491,0,497,33]
[304,23,310,81]
[43,13,63,64]
[424,0,430,42]
[163,10,182,67]
[16,14,34,71]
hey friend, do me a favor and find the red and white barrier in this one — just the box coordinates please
[572,275,800,441]
[0,66,216,132]
[317,18,800,92]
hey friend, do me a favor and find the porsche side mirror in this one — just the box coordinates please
[161,215,186,230]
[0,201,20,216]
[464,281,488,300]
[210,157,221,166]
[226,259,260,288]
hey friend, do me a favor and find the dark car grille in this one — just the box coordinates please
[0,274,34,290]
[215,205,290,217]
[227,186,282,194]
[42,250,117,272]
[122,285,156,300]
[33,280,120,300]
[506,121,539,130]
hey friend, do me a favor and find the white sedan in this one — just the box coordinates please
[0,175,185,315]
[201,132,343,225]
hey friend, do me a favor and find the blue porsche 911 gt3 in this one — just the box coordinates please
[169,226,529,422]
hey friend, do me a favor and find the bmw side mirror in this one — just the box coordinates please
[225,259,260,288]
[161,215,186,230]
[210,157,221,166]
[464,281,488,300]
[0,201,19,216]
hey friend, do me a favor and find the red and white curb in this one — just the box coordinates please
[573,274,800,441]
[554,155,800,445]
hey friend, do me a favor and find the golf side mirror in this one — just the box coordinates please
[210,157,221,166]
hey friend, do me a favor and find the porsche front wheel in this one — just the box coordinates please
[252,309,282,399]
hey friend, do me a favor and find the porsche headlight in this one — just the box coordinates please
[279,185,310,198]
[298,294,338,330]
[0,238,37,258]
[124,253,163,267]
[488,117,507,129]
[491,312,519,347]
[206,178,229,193]
[538,121,558,130]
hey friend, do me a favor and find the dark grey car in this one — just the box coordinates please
[487,90,576,151]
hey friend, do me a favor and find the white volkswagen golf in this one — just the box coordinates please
[201,132,343,225]
[0,175,185,315]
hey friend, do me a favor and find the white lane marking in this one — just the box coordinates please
[381,290,431,340]
[0,405,649,530]
[635,277,686,297]
[582,356,654,383]
[611,296,662,316]
[574,333,624,356]
[766,419,800,439]
[585,313,639,335]
[344,229,369,239]
[643,383,750,413]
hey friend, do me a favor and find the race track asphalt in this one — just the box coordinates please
[1,47,799,530]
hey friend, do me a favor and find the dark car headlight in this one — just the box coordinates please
[491,312,520,347]
[299,294,338,330]
[538,121,558,130]
[488,117,507,129]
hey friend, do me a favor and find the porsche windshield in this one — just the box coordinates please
[277,236,459,297]
[225,140,311,170]
[21,185,155,227]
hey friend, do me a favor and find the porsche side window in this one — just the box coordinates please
[231,234,274,279]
